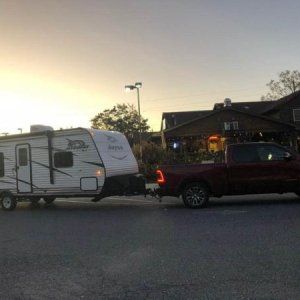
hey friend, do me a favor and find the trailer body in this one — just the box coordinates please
[0,127,145,210]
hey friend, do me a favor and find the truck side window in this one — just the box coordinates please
[54,152,73,168]
[257,145,286,161]
[0,152,4,177]
[232,145,259,163]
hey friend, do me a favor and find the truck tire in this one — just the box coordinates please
[182,183,209,208]
[1,192,17,211]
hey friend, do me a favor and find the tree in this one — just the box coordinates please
[90,103,150,140]
[261,70,300,101]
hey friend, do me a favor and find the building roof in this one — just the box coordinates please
[163,106,295,134]
[260,90,300,113]
[213,100,275,114]
[162,110,212,129]
[161,91,300,134]
[213,91,300,115]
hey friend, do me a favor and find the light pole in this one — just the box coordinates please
[125,82,143,162]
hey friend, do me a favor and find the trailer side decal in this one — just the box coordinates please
[7,176,38,188]
[31,160,73,178]
[82,161,104,167]
[110,155,128,160]
[66,139,89,151]
[0,180,15,185]
[52,168,73,178]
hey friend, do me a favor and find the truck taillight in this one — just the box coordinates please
[156,170,166,184]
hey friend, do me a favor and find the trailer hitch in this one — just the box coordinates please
[145,188,162,202]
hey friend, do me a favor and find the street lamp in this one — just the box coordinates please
[125,82,143,161]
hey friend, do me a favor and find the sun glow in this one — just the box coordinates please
[0,69,92,135]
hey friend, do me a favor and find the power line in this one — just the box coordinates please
[142,92,265,112]
[143,85,266,103]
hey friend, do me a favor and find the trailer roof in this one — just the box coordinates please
[0,127,90,141]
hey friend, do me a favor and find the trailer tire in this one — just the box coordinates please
[1,192,17,211]
[44,197,55,204]
[182,182,209,208]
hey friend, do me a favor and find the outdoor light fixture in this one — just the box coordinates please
[125,85,135,91]
[125,82,142,91]
[124,82,143,161]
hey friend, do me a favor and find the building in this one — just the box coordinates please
[161,91,300,153]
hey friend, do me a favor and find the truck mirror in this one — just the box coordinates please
[283,152,292,161]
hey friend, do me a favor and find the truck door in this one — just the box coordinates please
[227,144,264,194]
[228,143,298,194]
[254,144,299,192]
[16,144,32,193]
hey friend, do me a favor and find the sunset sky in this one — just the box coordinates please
[1,0,299,134]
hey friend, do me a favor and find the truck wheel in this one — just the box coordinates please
[1,192,17,211]
[182,183,209,208]
[44,197,55,204]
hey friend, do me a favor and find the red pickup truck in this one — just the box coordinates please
[155,142,300,208]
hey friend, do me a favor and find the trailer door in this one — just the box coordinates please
[16,144,32,193]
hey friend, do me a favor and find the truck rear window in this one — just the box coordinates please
[231,145,259,163]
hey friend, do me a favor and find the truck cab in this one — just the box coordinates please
[226,142,300,195]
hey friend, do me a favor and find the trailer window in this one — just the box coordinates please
[19,148,28,166]
[54,152,73,168]
[0,153,4,177]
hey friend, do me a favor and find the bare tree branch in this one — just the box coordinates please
[261,70,300,101]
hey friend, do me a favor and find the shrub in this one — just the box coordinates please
[132,142,224,181]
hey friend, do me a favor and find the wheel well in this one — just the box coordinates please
[179,180,211,196]
[0,190,14,198]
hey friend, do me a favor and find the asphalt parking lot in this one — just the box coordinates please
[1,193,300,299]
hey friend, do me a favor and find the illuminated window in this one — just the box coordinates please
[224,122,231,130]
[224,121,239,130]
[232,121,239,130]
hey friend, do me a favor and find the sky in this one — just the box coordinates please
[0,0,300,134]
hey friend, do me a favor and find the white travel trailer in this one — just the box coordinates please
[0,126,145,211]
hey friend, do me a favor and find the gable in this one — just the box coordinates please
[164,108,294,138]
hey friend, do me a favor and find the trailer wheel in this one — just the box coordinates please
[182,182,209,208]
[44,197,55,204]
[1,192,17,211]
